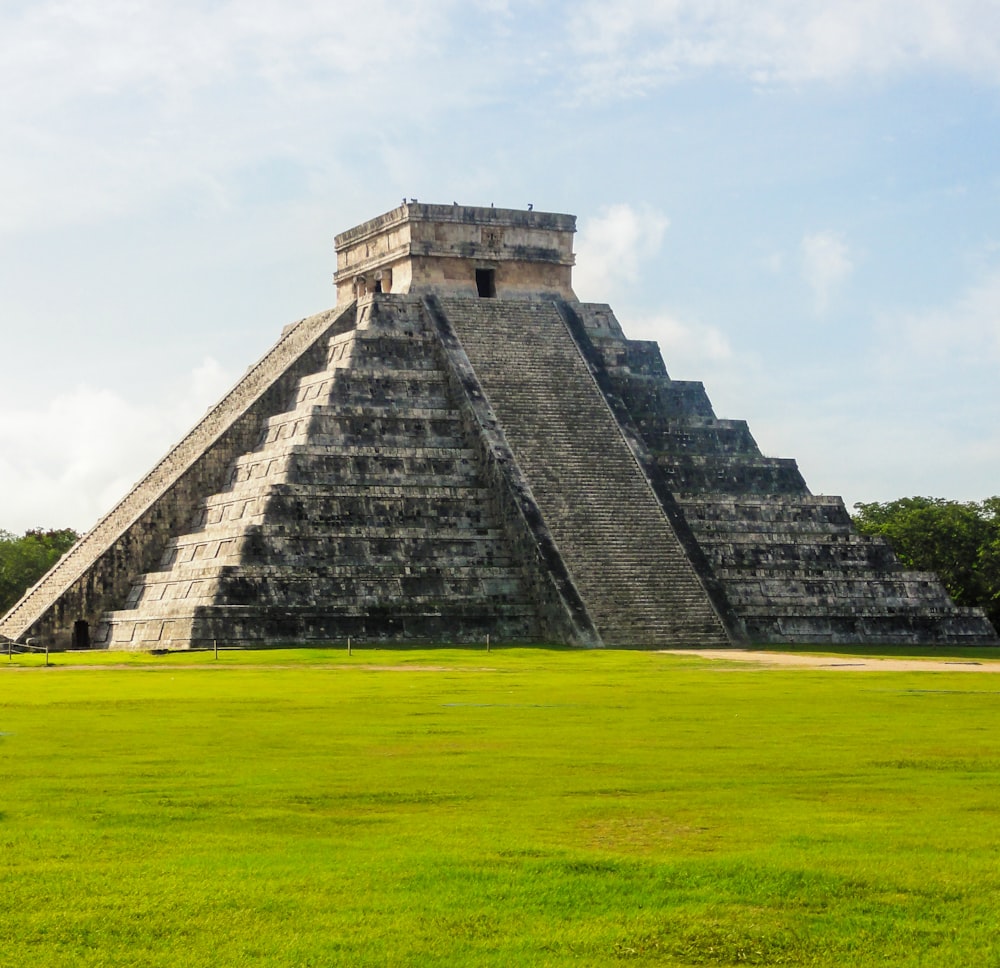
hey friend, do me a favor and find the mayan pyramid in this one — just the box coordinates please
[2,203,996,650]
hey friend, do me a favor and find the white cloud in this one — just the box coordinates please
[189,357,233,408]
[568,0,1000,95]
[776,261,1000,504]
[574,203,736,382]
[574,203,670,299]
[762,251,786,274]
[753,394,999,508]
[0,0,456,106]
[801,231,853,311]
[880,263,1000,364]
[628,311,733,367]
[0,0,488,235]
[0,357,234,534]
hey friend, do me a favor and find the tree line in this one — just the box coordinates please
[853,496,1000,632]
[0,528,79,616]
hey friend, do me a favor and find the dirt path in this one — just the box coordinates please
[659,649,1000,672]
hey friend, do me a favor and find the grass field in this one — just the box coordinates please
[3,646,1000,966]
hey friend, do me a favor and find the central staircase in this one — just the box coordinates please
[438,296,731,647]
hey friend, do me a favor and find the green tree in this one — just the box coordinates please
[0,528,80,616]
[853,497,1000,632]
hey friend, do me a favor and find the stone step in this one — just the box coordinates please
[125,574,530,610]
[202,482,488,506]
[135,561,525,584]
[159,531,513,570]
[105,600,540,624]
[225,445,480,488]
[690,523,865,537]
[98,603,542,651]
[145,544,524,579]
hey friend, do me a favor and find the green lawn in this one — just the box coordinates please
[2,646,1000,966]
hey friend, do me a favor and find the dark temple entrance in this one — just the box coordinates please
[476,268,496,298]
[72,620,90,649]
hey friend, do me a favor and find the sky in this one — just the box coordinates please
[2,0,998,534]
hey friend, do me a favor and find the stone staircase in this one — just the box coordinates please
[437,296,731,648]
[96,297,542,649]
[571,302,998,644]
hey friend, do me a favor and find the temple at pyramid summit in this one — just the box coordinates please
[2,203,996,650]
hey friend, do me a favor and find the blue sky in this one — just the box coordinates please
[2,0,998,533]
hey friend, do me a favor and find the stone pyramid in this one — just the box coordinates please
[2,203,995,649]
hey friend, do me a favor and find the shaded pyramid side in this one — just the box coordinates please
[97,295,593,649]
[0,305,355,649]
[568,302,998,645]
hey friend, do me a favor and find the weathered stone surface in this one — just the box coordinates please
[334,203,575,303]
[3,202,995,649]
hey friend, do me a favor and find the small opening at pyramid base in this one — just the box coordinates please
[72,619,90,649]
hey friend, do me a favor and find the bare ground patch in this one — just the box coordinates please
[658,649,1000,672]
